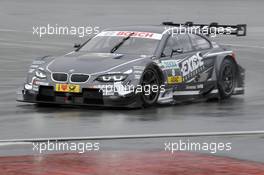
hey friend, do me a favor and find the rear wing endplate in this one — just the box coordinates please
[162,21,247,36]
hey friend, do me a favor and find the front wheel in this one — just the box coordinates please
[218,59,236,99]
[140,67,161,107]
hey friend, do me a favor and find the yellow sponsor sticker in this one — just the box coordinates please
[167,76,183,84]
[55,84,81,93]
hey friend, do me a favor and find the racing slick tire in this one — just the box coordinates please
[218,58,236,99]
[140,67,161,107]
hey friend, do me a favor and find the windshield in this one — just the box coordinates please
[80,31,162,55]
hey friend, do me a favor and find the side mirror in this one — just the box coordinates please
[170,48,183,57]
[74,43,81,48]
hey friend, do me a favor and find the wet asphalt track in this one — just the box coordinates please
[0,0,264,162]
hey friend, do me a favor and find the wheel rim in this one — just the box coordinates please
[141,69,159,104]
[222,65,234,94]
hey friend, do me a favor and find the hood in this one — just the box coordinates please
[47,52,148,74]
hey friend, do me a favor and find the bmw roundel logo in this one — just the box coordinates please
[69,69,75,73]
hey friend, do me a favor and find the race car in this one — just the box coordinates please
[17,22,246,108]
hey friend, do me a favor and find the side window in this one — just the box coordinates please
[162,36,180,56]
[162,34,192,57]
[189,34,211,50]
[176,34,192,52]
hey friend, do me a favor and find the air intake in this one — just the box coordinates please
[70,74,89,83]
[52,73,68,82]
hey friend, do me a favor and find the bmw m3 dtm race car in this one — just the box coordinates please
[17,22,246,108]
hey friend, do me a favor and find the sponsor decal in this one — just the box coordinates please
[32,85,39,91]
[186,84,204,90]
[172,69,176,76]
[179,52,205,81]
[133,66,145,70]
[97,31,162,40]
[134,70,143,74]
[55,84,80,93]
[133,66,144,78]
[161,60,180,69]
[167,76,183,84]
[33,80,49,86]
[86,85,101,89]
[135,75,141,79]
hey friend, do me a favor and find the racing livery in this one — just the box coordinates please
[17,22,246,108]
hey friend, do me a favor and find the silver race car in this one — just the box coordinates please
[17,22,246,108]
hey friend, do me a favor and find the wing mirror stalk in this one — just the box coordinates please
[170,48,183,57]
[74,43,81,48]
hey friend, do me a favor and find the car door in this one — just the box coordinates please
[170,33,216,99]
[160,33,217,99]
[186,34,215,84]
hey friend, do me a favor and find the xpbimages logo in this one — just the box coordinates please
[32,24,100,38]
[164,139,232,154]
[32,141,100,154]
[164,24,233,37]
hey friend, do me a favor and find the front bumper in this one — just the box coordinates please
[17,85,142,108]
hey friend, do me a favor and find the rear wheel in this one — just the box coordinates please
[140,67,161,107]
[218,59,236,99]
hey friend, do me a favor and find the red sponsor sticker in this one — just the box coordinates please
[116,31,154,38]
[97,31,162,40]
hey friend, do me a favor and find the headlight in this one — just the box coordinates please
[35,68,47,79]
[96,74,128,82]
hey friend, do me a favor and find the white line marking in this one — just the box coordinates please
[0,142,31,146]
[0,42,65,49]
[0,29,30,33]
[0,39,70,47]
[1,130,263,144]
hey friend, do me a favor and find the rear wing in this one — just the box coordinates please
[162,21,247,36]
